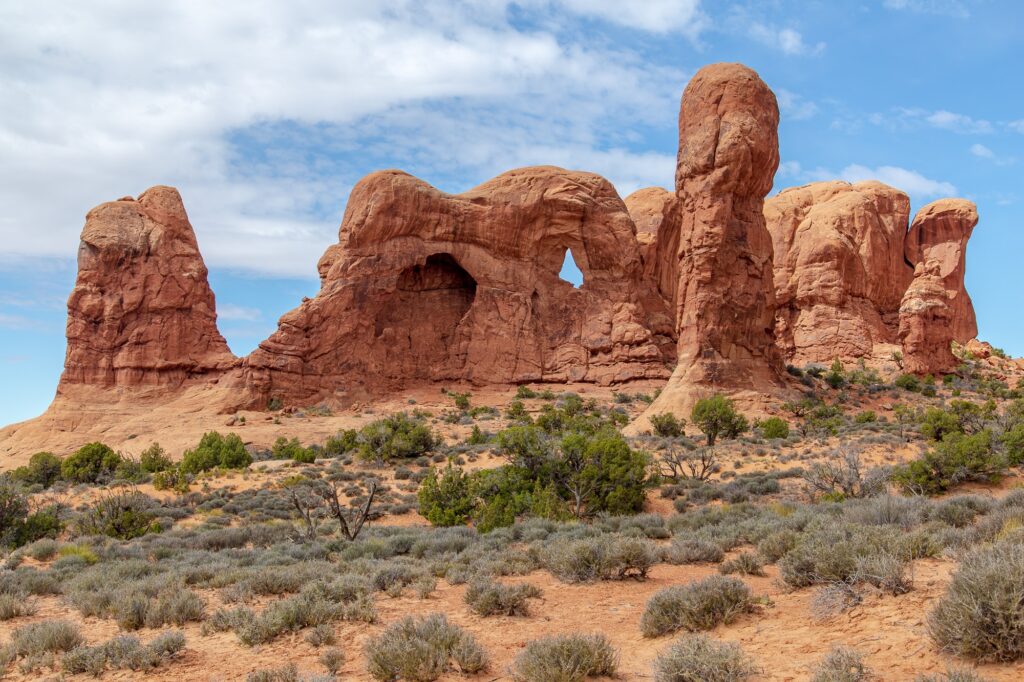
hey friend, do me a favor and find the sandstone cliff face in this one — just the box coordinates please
[765,181,912,364]
[624,187,679,309]
[899,199,979,374]
[242,167,676,407]
[60,186,235,394]
[639,62,786,420]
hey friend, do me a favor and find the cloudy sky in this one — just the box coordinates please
[1,0,1022,424]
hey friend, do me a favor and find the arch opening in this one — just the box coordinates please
[558,247,584,289]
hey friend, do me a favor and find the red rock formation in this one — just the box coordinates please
[624,187,679,310]
[59,187,235,395]
[242,167,676,407]
[765,181,912,364]
[638,62,787,421]
[899,199,979,374]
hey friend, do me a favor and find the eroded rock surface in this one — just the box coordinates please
[899,199,979,374]
[242,167,676,407]
[60,186,235,394]
[766,180,912,364]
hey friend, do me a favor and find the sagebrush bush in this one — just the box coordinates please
[0,593,37,620]
[464,579,542,616]
[914,668,992,682]
[12,619,83,657]
[365,613,487,681]
[718,552,765,577]
[542,536,657,582]
[512,633,617,682]
[652,634,757,682]
[640,576,753,637]
[810,646,870,682]
[928,541,1024,662]
[664,538,725,564]
[75,490,160,540]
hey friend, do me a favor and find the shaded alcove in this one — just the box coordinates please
[375,253,477,376]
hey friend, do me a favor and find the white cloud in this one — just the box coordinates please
[969,143,1015,166]
[554,0,708,38]
[217,304,263,322]
[777,89,819,121]
[0,313,43,331]
[838,164,957,198]
[0,1,688,277]
[1007,120,1024,134]
[748,23,825,55]
[924,110,993,134]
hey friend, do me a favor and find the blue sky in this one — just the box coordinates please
[1,0,1022,426]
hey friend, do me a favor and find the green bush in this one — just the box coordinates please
[512,633,617,682]
[640,576,753,637]
[650,413,686,438]
[61,442,122,483]
[418,464,475,527]
[653,634,757,682]
[74,491,159,540]
[928,541,1024,662]
[691,396,748,446]
[895,374,921,392]
[892,430,1005,495]
[357,413,438,463]
[757,417,789,440]
[854,410,877,424]
[139,443,173,473]
[181,432,251,474]
[324,429,358,457]
[10,452,62,488]
[824,359,846,389]
[271,437,316,464]
[1003,424,1024,466]
[365,613,487,681]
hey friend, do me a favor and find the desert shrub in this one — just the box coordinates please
[152,467,190,493]
[357,413,438,463]
[464,579,542,616]
[320,647,344,675]
[365,613,487,681]
[271,437,316,464]
[139,443,173,473]
[895,373,921,392]
[324,429,358,457]
[756,530,797,563]
[512,633,617,682]
[778,522,913,589]
[718,552,765,577]
[181,432,251,473]
[651,413,686,438]
[928,541,1024,662]
[801,447,885,501]
[892,431,1005,495]
[824,359,846,389]
[12,619,83,657]
[914,668,992,682]
[640,576,753,637]
[246,664,301,682]
[809,582,862,621]
[304,623,336,647]
[10,452,62,488]
[691,396,748,446]
[516,385,538,399]
[652,633,757,682]
[418,464,474,527]
[61,442,122,483]
[543,536,657,582]
[664,538,724,565]
[810,646,869,682]
[1003,424,1024,466]
[854,552,912,595]
[854,410,877,424]
[757,417,789,440]
[236,592,340,646]
[0,593,37,620]
[74,490,159,540]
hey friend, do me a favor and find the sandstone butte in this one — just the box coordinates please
[0,62,984,457]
